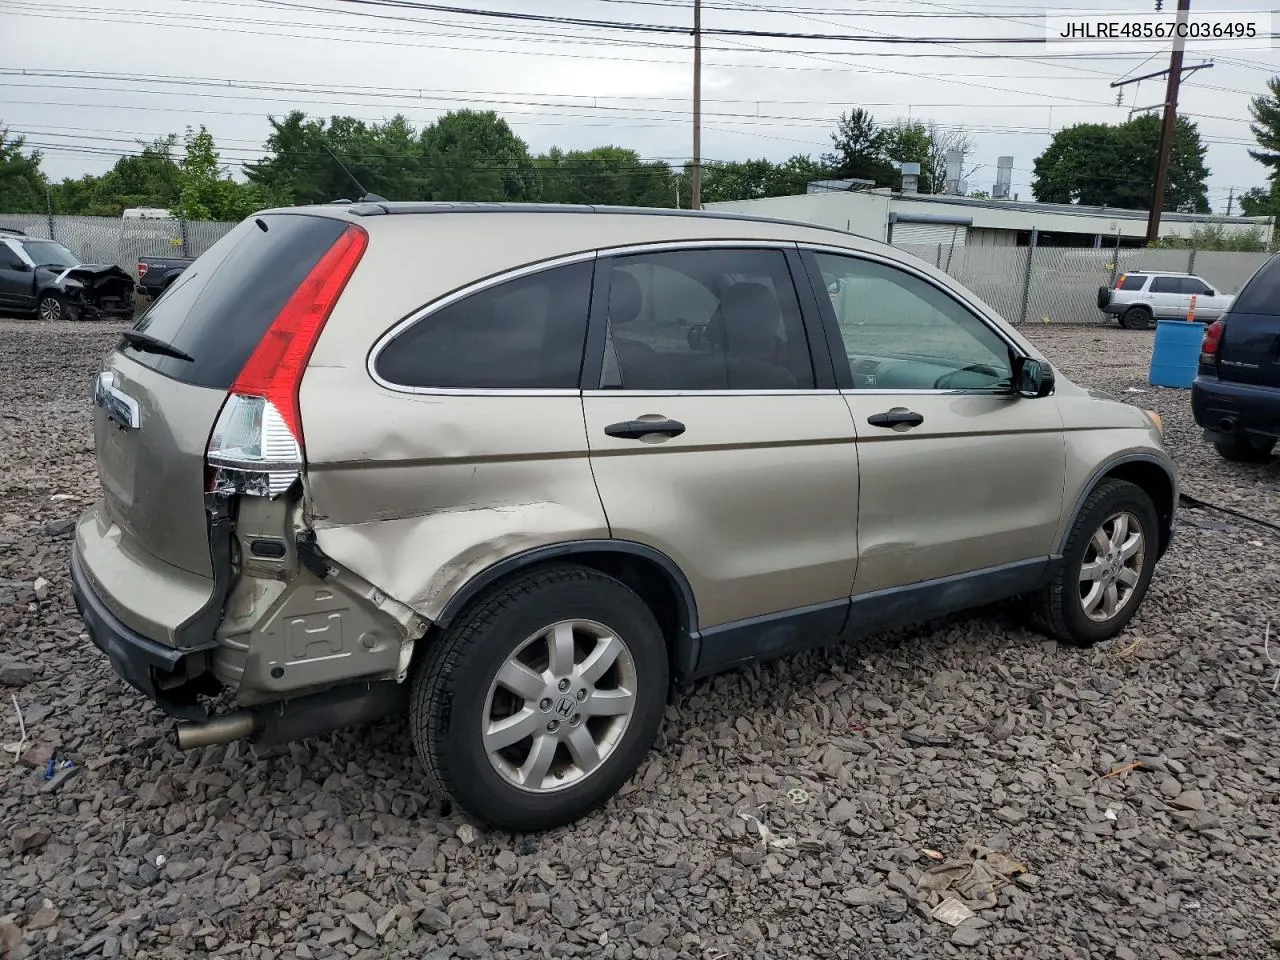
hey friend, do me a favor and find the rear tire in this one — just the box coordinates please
[1119,307,1152,330]
[1213,436,1276,463]
[410,564,669,832]
[1026,479,1159,647]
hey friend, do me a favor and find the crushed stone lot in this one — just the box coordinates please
[2,318,1278,960]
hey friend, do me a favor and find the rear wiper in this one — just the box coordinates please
[119,329,194,363]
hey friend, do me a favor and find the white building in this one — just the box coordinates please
[705,183,1274,249]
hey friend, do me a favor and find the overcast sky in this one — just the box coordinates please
[2,0,1277,212]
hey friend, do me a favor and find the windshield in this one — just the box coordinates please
[21,240,80,269]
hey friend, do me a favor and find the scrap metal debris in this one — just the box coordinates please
[786,787,809,805]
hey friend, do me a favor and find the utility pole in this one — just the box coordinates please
[691,0,702,210]
[1145,0,1191,245]
[1225,186,1234,217]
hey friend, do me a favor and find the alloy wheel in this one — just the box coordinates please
[482,619,638,793]
[1079,510,1146,622]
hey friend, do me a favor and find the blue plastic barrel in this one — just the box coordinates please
[1148,319,1204,388]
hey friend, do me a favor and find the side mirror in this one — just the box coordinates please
[1013,356,1055,398]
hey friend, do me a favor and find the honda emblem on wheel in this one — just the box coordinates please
[554,696,575,719]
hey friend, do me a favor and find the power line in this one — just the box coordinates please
[316,0,1065,43]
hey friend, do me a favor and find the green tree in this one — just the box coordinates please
[0,126,48,214]
[49,136,181,216]
[1154,224,1267,252]
[421,110,536,202]
[247,112,395,205]
[538,146,673,206]
[1031,115,1209,212]
[882,120,932,192]
[822,109,898,186]
[173,126,266,221]
[1240,183,1280,217]
[697,154,833,202]
[1248,75,1280,180]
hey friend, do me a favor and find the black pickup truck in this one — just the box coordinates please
[1191,253,1280,462]
[136,254,193,300]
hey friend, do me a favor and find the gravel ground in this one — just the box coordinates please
[1,318,1278,960]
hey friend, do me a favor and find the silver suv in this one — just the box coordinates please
[74,203,1176,831]
[1098,269,1233,329]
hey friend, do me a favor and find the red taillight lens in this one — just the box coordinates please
[229,224,368,442]
[206,223,367,498]
[1200,318,1225,363]
[137,261,147,276]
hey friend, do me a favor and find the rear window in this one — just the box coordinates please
[126,214,349,388]
[374,261,594,390]
[1118,274,1147,291]
[1230,255,1280,316]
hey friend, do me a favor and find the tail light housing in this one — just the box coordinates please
[1200,317,1225,365]
[206,224,368,498]
[137,261,148,277]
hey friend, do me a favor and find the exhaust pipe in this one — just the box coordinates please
[173,711,256,750]
[1219,417,1237,433]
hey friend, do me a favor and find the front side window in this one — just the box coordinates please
[811,251,1012,391]
[601,247,814,391]
[375,259,594,390]
[0,244,25,270]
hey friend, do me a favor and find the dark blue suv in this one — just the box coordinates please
[1192,254,1280,462]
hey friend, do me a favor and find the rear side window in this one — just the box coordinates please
[127,214,349,388]
[1149,276,1181,293]
[1230,255,1280,316]
[1118,274,1147,291]
[374,260,594,390]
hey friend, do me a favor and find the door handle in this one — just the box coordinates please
[604,418,686,440]
[867,410,924,429]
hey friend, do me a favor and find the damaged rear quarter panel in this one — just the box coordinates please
[299,377,609,620]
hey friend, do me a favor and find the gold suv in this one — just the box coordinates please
[73,203,1176,831]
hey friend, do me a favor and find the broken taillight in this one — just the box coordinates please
[137,261,148,277]
[205,224,367,498]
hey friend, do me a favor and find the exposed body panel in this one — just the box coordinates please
[302,380,609,620]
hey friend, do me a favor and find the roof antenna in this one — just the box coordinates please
[321,142,386,204]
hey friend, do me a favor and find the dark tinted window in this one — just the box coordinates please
[0,245,24,269]
[1118,274,1147,291]
[1149,276,1182,293]
[1232,255,1280,316]
[375,260,593,389]
[602,248,814,390]
[127,214,348,388]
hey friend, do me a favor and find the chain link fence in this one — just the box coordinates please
[0,213,237,277]
[893,238,1272,325]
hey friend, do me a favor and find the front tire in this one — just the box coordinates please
[1026,479,1159,647]
[410,564,669,832]
[1213,436,1275,463]
[37,292,66,322]
[1119,306,1152,330]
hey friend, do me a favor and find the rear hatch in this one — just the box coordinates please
[94,213,354,582]
[1216,255,1280,387]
